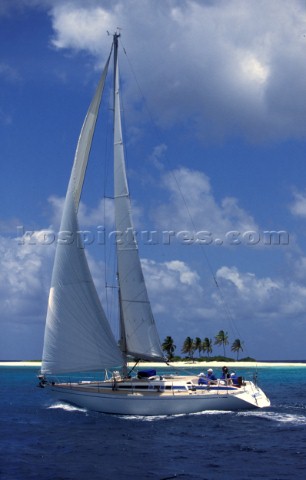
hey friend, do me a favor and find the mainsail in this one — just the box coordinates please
[113,36,164,362]
[41,50,123,375]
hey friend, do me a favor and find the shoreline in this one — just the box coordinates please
[1,360,306,368]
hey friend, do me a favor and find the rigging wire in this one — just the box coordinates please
[101,70,119,337]
[118,37,247,352]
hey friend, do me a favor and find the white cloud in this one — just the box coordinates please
[240,55,269,85]
[141,258,203,321]
[290,190,306,217]
[0,224,110,358]
[78,197,114,227]
[165,260,200,286]
[140,254,306,358]
[148,144,167,171]
[47,195,115,228]
[215,264,306,326]
[216,266,280,300]
[292,256,306,281]
[3,212,306,359]
[50,3,116,57]
[4,1,306,141]
[39,0,306,142]
[143,258,200,292]
[0,234,54,320]
[0,233,54,359]
[47,195,64,227]
[153,167,257,238]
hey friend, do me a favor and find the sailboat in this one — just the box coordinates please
[39,33,270,415]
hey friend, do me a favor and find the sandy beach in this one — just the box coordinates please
[1,360,306,368]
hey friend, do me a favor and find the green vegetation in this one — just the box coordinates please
[161,336,176,361]
[161,333,254,362]
[181,336,195,360]
[238,356,256,362]
[202,337,213,357]
[193,337,202,357]
[214,330,229,357]
[231,338,244,360]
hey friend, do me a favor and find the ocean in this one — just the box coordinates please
[1,365,306,480]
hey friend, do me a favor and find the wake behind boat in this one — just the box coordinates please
[39,33,270,415]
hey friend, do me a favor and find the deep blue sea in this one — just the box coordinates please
[1,365,306,480]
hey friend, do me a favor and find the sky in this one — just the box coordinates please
[1,0,306,361]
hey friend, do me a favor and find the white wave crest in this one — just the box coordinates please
[120,410,232,422]
[47,402,87,413]
[239,410,306,425]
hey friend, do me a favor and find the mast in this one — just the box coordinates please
[113,32,120,114]
[113,32,127,366]
[112,33,165,362]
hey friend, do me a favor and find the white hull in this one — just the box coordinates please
[47,377,270,415]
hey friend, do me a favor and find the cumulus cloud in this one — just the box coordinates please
[143,258,201,294]
[0,233,54,358]
[141,257,205,336]
[50,3,116,57]
[0,224,110,358]
[216,266,280,302]
[140,255,306,358]
[44,0,306,142]
[0,235,53,318]
[292,256,306,281]
[215,264,306,328]
[153,167,257,239]
[47,195,115,228]
[3,213,306,359]
[290,189,306,218]
[147,144,168,171]
[3,0,306,141]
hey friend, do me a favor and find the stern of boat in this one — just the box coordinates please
[239,381,271,409]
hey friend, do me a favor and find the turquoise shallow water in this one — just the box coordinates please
[1,365,306,479]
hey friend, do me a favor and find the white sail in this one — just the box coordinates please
[41,53,123,375]
[69,51,111,209]
[113,41,164,361]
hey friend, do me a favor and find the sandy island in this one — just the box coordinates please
[1,361,306,368]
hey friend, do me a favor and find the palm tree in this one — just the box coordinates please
[202,337,213,357]
[162,336,176,361]
[181,336,194,360]
[214,330,229,357]
[193,337,202,358]
[231,338,244,360]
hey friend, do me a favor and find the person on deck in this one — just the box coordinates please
[221,366,230,380]
[197,369,217,385]
[206,368,217,384]
[197,372,206,385]
[230,372,239,386]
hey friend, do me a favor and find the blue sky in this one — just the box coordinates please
[1,0,306,360]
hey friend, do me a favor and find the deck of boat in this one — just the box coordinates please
[51,376,243,398]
